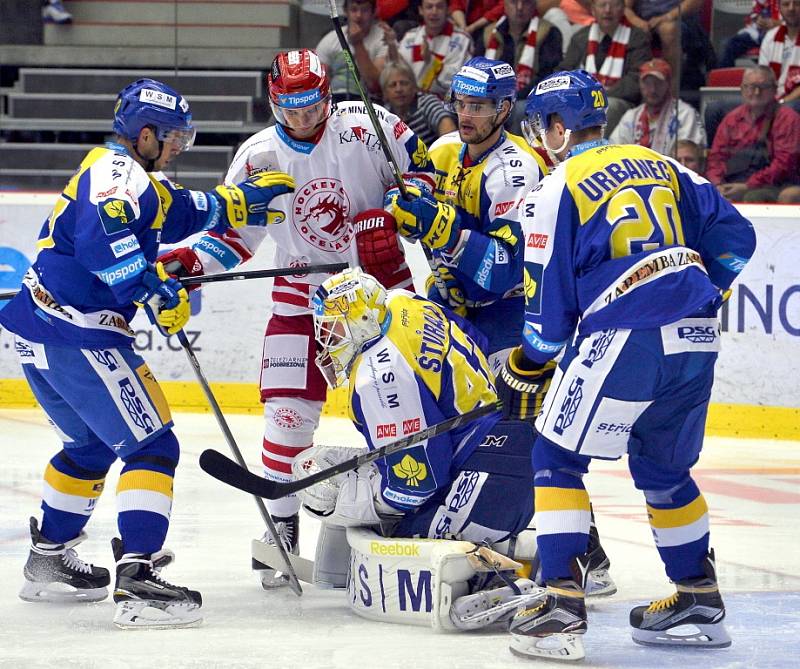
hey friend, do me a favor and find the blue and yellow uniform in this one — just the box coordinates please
[521,142,756,583]
[0,141,222,555]
[349,291,533,542]
[429,130,548,364]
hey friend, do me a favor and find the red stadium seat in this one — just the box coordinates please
[706,67,746,87]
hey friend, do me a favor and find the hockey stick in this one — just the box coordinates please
[0,262,349,301]
[176,329,304,595]
[199,400,502,499]
[327,0,408,198]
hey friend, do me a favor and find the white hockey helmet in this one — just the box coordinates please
[312,268,388,389]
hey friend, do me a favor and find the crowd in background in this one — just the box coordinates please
[36,0,800,203]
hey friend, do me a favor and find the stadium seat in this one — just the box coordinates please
[706,67,746,87]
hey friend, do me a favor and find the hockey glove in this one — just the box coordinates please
[425,265,467,316]
[210,170,295,228]
[497,346,557,423]
[386,186,463,254]
[157,246,203,292]
[133,262,190,335]
[354,209,413,290]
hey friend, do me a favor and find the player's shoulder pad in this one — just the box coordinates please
[87,147,146,206]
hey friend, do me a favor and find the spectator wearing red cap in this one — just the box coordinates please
[609,58,706,156]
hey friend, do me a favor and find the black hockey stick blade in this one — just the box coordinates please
[200,400,502,499]
[183,262,348,286]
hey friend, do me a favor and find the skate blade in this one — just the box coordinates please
[510,632,586,662]
[19,580,108,603]
[586,569,618,598]
[257,568,291,589]
[632,622,732,648]
[113,600,203,630]
[451,590,546,630]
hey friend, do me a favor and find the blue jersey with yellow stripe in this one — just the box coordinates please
[348,291,499,512]
[0,143,219,347]
[429,130,548,305]
[521,143,757,364]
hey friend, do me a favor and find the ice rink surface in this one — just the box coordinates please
[1,408,798,669]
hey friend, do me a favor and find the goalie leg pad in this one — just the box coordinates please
[312,523,350,589]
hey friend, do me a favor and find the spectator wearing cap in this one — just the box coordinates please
[558,0,652,134]
[397,0,473,97]
[609,58,706,156]
[706,65,800,203]
[380,60,458,143]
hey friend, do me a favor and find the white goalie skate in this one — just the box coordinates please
[450,577,546,630]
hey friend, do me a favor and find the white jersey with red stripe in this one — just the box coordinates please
[225,102,432,316]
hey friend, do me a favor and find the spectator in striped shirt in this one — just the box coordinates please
[379,60,458,144]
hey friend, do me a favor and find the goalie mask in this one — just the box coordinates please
[312,268,388,389]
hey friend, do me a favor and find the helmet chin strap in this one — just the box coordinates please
[540,128,571,165]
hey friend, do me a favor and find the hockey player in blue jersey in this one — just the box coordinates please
[0,78,295,628]
[385,57,549,371]
[497,70,757,661]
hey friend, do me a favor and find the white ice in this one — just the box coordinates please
[1,408,798,669]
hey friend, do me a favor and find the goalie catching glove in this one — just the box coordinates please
[209,170,295,228]
[133,262,190,335]
[497,346,557,422]
[354,209,413,290]
[385,186,463,254]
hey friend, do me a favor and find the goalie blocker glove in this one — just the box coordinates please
[497,346,557,422]
[353,209,413,291]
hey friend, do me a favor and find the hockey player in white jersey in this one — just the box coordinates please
[161,49,434,587]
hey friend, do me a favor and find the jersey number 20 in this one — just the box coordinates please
[606,186,684,258]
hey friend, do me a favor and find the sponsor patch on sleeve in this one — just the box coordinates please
[97,199,136,235]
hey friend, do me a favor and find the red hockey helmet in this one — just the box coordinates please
[268,49,332,131]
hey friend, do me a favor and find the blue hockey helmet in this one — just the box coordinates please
[112,78,195,152]
[447,57,517,115]
[523,70,607,143]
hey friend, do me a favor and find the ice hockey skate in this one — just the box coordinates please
[19,517,110,603]
[450,577,546,630]
[111,537,202,629]
[508,555,589,662]
[252,513,299,588]
[630,549,731,648]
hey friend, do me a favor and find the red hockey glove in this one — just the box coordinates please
[354,209,413,290]
[157,246,203,292]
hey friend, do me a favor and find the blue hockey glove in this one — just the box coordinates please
[497,346,557,423]
[385,186,462,253]
[210,170,295,228]
[133,262,190,335]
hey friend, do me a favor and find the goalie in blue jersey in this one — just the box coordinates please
[497,70,757,661]
[0,78,295,629]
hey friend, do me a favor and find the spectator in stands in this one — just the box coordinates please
[380,60,458,143]
[478,0,563,130]
[676,138,705,174]
[558,0,652,133]
[624,0,715,93]
[706,66,800,203]
[316,0,390,103]
[397,0,473,97]
[719,0,781,68]
[450,0,505,36]
[707,0,800,144]
[759,0,800,107]
[42,0,71,24]
[609,58,706,156]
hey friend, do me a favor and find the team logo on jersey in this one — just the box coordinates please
[339,126,381,151]
[524,262,543,314]
[292,178,352,252]
[412,138,430,169]
[553,377,584,436]
[98,199,134,235]
[392,454,427,487]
